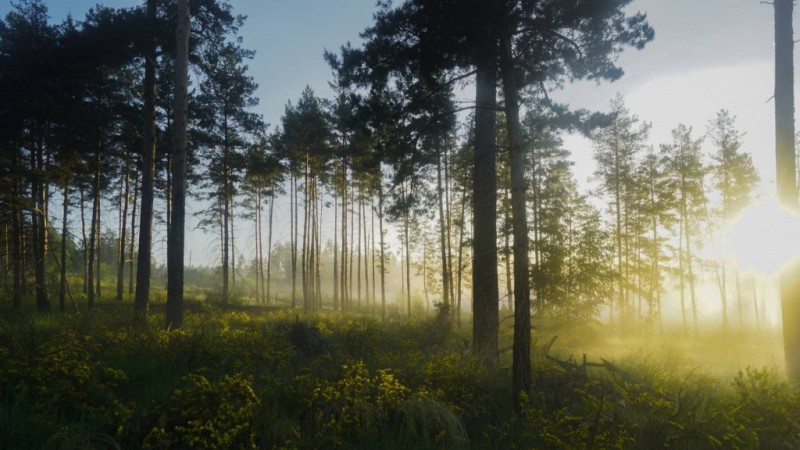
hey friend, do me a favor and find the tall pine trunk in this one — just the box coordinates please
[437,151,450,309]
[472,34,499,363]
[774,0,800,380]
[501,33,531,410]
[117,170,129,301]
[33,140,50,313]
[166,0,189,329]
[267,192,274,304]
[88,151,101,308]
[379,182,386,318]
[129,172,138,295]
[134,0,158,314]
[59,181,69,312]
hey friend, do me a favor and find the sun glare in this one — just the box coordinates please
[727,198,800,275]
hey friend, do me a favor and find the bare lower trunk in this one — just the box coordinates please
[472,35,499,363]
[117,170,129,301]
[80,184,88,294]
[59,181,69,312]
[267,193,274,304]
[501,34,531,410]
[129,172,138,295]
[379,183,386,318]
[333,192,339,310]
[88,152,101,308]
[774,0,800,379]
[166,0,189,329]
[437,151,450,309]
[134,0,158,315]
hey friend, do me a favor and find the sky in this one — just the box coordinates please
[0,0,795,279]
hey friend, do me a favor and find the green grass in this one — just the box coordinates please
[0,294,798,449]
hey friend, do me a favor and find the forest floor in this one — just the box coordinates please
[0,289,797,449]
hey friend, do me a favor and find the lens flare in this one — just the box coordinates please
[726,198,800,275]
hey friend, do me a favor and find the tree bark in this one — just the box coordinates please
[333,188,339,310]
[80,183,87,294]
[59,181,69,312]
[379,182,386,318]
[501,33,531,410]
[472,34,499,363]
[129,171,138,295]
[774,0,800,380]
[11,169,22,309]
[267,192,274,304]
[33,139,50,313]
[134,0,158,315]
[437,150,451,309]
[88,151,101,308]
[166,0,189,329]
[117,169,129,301]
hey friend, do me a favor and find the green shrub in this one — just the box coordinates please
[143,373,259,450]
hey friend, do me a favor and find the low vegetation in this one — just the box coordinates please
[0,297,795,449]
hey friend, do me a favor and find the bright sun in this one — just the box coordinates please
[726,198,800,275]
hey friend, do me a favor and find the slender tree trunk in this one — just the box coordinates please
[129,172,138,295]
[267,192,274,304]
[222,165,230,305]
[2,223,7,293]
[11,170,22,309]
[403,184,411,316]
[437,151,450,309]
[775,0,800,380]
[363,196,370,310]
[35,141,50,313]
[301,160,309,311]
[379,182,386,318]
[291,175,297,308]
[254,189,261,303]
[231,196,236,291]
[340,163,347,308]
[80,184,88,294]
[684,204,699,339]
[166,151,172,233]
[59,181,69,312]
[444,145,455,314]
[371,195,377,315]
[334,189,339,310]
[679,201,688,338]
[316,184,322,309]
[472,36,499,363]
[357,189,362,308]
[349,190,355,308]
[117,170,129,301]
[166,0,189,329]
[423,239,430,311]
[88,151,101,308]
[504,187,513,311]
[258,187,266,304]
[134,0,158,315]
[95,191,101,300]
[501,33,532,411]
[456,178,467,323]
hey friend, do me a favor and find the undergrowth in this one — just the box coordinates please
[0,301,797,449]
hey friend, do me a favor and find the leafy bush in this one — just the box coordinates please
[144,373,259,449]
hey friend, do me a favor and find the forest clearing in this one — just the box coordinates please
[2,0,800,448]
